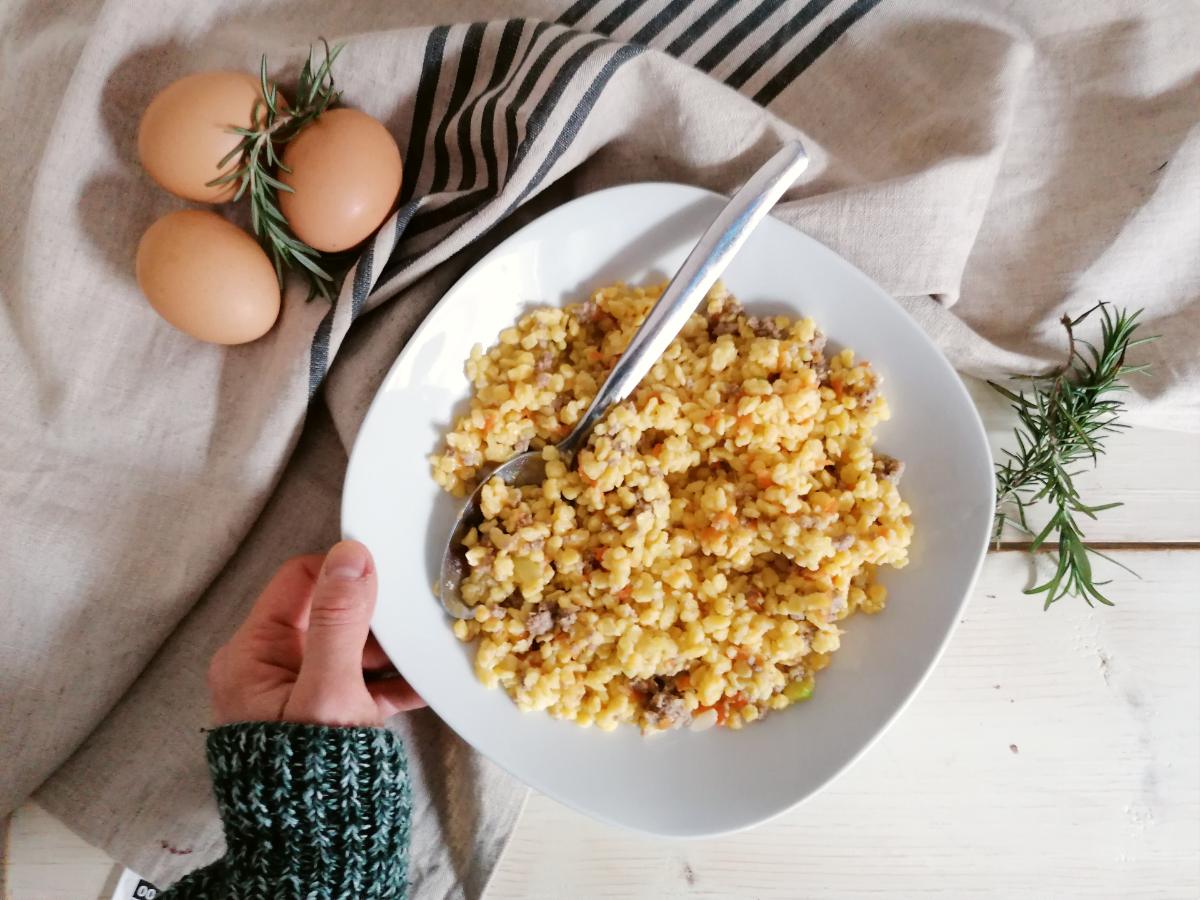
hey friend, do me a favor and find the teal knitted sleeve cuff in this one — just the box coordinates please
[166,722,411,899]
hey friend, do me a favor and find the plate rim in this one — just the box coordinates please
[343,180,995,836]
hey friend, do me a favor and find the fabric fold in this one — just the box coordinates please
[3,1,1197,896]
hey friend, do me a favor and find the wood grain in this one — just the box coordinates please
[8,553,1198,899]
[5,804,116,899]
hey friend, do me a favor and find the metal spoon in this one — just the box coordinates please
[439,141,809,618]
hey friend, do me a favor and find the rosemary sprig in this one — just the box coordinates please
[207,40,345,299]
[991,303,1156,609]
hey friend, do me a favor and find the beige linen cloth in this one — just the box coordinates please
[2,0,1197,893]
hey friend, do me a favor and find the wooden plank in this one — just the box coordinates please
[8,561,1197,898]
[5,804,116,899]
[969,378,1200,544]
[486,549,1200,899]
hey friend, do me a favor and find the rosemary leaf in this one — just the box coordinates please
[991,303,1156,609]
[205,40,346,299]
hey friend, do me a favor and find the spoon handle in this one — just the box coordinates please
[559,141,808,460]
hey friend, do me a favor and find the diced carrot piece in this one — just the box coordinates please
[710,511,737,532]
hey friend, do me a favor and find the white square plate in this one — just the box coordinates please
[343,182,994,837]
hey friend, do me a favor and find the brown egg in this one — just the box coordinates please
[279,107,403,252]
[136,210,280,345]
[138,71,267,203]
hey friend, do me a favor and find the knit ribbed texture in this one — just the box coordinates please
[162,723,410,899]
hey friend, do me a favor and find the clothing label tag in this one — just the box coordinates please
[112,868,160,899]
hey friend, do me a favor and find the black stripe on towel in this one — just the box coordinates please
[595,0,651,36]
[399,23,555,240]
[557,0,594,27]
[508,36,610,174]
[629,0,692,45]
[308,292,337,397]
[456,19,525,191]
[753,0,884,105]
[664,0,739,56]
[404,28,602,243]
[380,40,638,281]
[481,21,551,194]
[370,198,425,309]
[429,22,488,194]
[398,25,449,205]
[695,0,786,72]
[350,242,374,320]
[506,42,645,213]
[503,29,589,176]
[725,0,836,89]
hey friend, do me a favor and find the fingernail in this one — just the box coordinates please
[322,541,371,581]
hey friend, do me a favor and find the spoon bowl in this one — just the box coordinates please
[438,450,547,619]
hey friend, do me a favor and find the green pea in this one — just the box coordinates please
[784,677,814,702]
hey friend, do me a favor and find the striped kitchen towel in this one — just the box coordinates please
[309,0,892,397]
[4,0,1197,897]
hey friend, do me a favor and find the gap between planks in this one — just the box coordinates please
[994,541,1200,551]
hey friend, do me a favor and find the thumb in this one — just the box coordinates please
[297,540,377,692]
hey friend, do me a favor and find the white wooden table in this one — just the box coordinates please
[6,380,1199,899]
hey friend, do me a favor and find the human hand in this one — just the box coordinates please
[209,540,422,727]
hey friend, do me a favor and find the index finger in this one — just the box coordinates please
[242,553,325,632]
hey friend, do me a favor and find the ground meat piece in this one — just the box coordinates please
[557,609,578,630]
[710,319,740,337]
[706,297,744,338]
[526,601,555,638]
[874,454,905,484]
[535,351,555,372]
[812,354,830,382]
[512,437,532,454]
[856,382,880,407]
[829,591,849,617]
[831,534,855,552]
[748,316,786,339]
[535,372,551,388]
[646,690,689,729]
[782,662,806,681]
[577,298,598,322]
[809,329,828,354]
